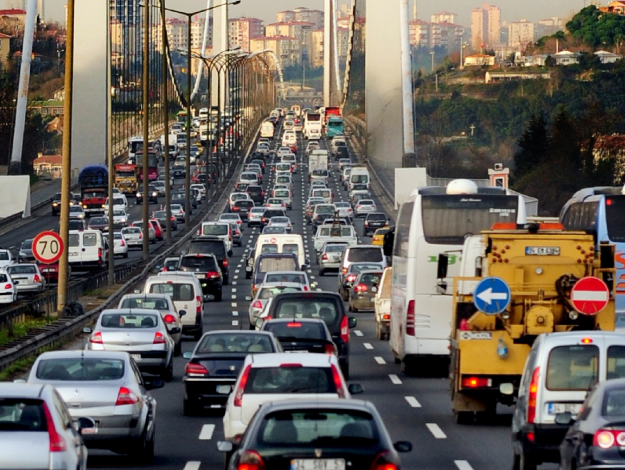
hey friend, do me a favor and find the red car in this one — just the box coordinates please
[37,262,71,284]
[149,219,164,241]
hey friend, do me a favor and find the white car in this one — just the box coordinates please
[169,204,185,222]
[6,264,46,294]
[354,199,377,217]
[0,270,17,303]
[103,195,128,213]
[228,192,252,211]
[112,209,128,227]
[69,205,86,220]
[222,353,357,441]
[265,198,287,211]
[267,216,293,233]
[121,226,144,248]
[276,147,292,158]
[111,231,129,258]
[246,282,304,327]
[190,183,207,199]
[334,201,354,219]
[0,249,15,269]
[152,180,167,196]
[219,213,243,230]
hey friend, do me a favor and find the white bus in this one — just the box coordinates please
[127,136,143,162]
[389,179,526,375]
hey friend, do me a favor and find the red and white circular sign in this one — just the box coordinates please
[32,231,64,264]
[270,237,277,244]
[571,277,610,315]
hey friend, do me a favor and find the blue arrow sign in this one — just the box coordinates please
[473,277,511,315]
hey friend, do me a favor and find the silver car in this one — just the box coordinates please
[267,216,293,233]
[317,241,349,276]
[86,308,175,381]
[247,207,265,227]
[118,293,185,356]
[26,351,161,463]
[121,226,143,248]
[246,282,304,328]
[354,199,377,217]
[0,382,92,470]
[6,264,46,294]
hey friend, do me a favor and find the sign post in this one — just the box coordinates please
[32,231,64,265]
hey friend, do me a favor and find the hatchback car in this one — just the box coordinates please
[265,198,287,211]
[267,216,293,233]
[26,351,161,463]
[86,308,176,381]
[222,353,362,442]
[169,204,186,222]
[247,207,265,227]
[110,231,129,258]
[348,270,383,312]
[339,262,386,301]
[363,212,389,236]
[0,271,17,303]
[318,241,349,276]
[372,226,391,246]
[6,264,45,294]
[153,210,178,231]
[260,317,337,355]
[130,221,155,243]
[247,282,304,328]
[0,382,92,470]
[355,199,377,217]
[182,331,282,415]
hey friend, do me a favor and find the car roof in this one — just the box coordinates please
[259,282,304,289]
[0,382,47,398]
[249,352,334,367]
[36,350,130,360]
[258,398,377,414]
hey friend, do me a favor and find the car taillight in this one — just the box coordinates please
[461,377,492,388]
[354,284,368,292]
[370,451,399,470]
[234,364,252,407]
[42,402,67,452]
[365,221,369,226]
[163,314,176,324]
[340,315,349,343]
[115,386,140,406]
[120,239,125,246]
[325,343,337,355]
[139,232,143,239]
[33,274,41,283]
[90,331,103,344]
[196,295,202,314]
[322,254,328,260]
[207,271,220,279]
[527,367,540,424]
[252,300,263,309]
[331,363,346,398]
[383,314,390,320]
[594,429,625,448]
[185,362,208,377]
[223,259,229,267]
[4,283,11,289]
[406,300,415,336]
[233,206,239,211]
[342,267,348,275]
[237,450,265,470]
[346,274,356,282]
[153,332,167,344]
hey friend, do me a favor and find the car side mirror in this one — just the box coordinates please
[183,351,192,359]
[146,379,165,390]
[76,417,96,434]
[13,280,19,285]
[394,441,413,453]
[348,383,364,395]
[178,310,186,317]
[348,317,357,329]
[217,440,234,453]
[170,327,181,335]
[555,412,574,426]
[228,250,234,257]
[82,327,92,334]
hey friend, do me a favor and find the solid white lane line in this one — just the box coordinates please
[389,374,402,384]
[426,423,446,439]
[454,462,473,470]
[405,396,421,408]
[363,343,373,350]
[232,320,239,326]
[199,424,215,440]
[374,356,386,364]
[183,462,201,470]
[354,330,363,337]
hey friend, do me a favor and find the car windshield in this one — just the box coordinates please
[154,211,166,218]
[90,218,107,224]
[259,409,377,445]
[196,334,273,353]
[36,358,124,381]
[100,313,160,329]
[69,206,82,213]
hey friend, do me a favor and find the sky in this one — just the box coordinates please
[16,0,589,26]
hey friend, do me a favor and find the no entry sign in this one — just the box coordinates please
[570,277,610,315]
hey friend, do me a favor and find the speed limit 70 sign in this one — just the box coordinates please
[33,231,64,264]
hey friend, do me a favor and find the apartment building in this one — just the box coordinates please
[409,19,465,50]
[431,11,456,24]
[250,35,301,67]
[471,3,501,51]
[228,17,263,51]
[310,29,324,68]
[277,7,323,29]
[508,19,535,51]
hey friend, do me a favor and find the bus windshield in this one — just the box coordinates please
[606,196,625,242]
[422,195,518,245]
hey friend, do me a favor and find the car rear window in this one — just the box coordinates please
[149,283,195,301]
[326,244,348,253]
[546,345,599,391]
[120,297,169,310]
[274,299,340,329]
[101,313,160,329]
[359,272,382,286]
[0,399,47,431]
[36,358,124,381]
[264,273,306,284]
[367,213,387,221]
[347,248,383,263]
[179,256,218,271]
[259,410,376,445]
[0,252,9,261]
[245,367,336,394]
[196,334,273,353]
[258,258,297,272]
[259,286,302,299]
[263,321,327,340]
[602,388,625,417]
[248,187,263,195]
[8,266,36,274]
[202,224,228,236]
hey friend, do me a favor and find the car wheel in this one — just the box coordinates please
[193,327,203,341]
[123,253,128,258]
[183,399,198,417]
[130,426,155,464]
[319,269,325,276]
[245,272,251,279]
[352,305,358,313]
[375,322,383,340]
[223,275,229,286]
[162,360,174,382]
[454,410,474,425]
[174,341,182,357]
[340,362,349,380]
[512,451,537,470]
[215,291,223,302]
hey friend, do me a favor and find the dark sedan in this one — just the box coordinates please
[182,331,282,415]
[218,399,412,470]
[559,378,625,470]
[260,318,337,355]
[136,185,159,204]
[152,210,178,231]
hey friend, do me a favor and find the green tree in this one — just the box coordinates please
[513,113,550,180]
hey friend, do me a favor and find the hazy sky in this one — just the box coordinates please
[28,0,587,26]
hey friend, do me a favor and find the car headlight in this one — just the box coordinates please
[136,193,141,198]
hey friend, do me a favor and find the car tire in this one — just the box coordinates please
[341,362,349,380]
[183,399,198,417]
[123,253,128,258]
[215,291,223,302]
[162,360,174,382]
[245,272,251,279]
[375,322,383,340]
[174,341,182,357]
[130,426,155,464]
[223,274,229,286]
[512,451,537,470]
[193,327,203,341]
[319,269,325,276]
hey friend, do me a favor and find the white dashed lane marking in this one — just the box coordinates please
[405,396,421,408]
[354,330,363,337]
[231,302,237,307]
[374,356,386,364]
[426,423,446,439]
[198,424,215,440]
[183,462,201,470]
[232,311,238,316]
[454,461,474,470]
[363,343,373,350]
[389,374,402,384]
[232,320,239,326]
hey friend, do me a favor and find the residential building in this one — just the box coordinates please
[553,50,579,65]
[310,29,324,68]
[537,17,563,38]
[266,21,313,65]
[33,155,63,178]
[485,71,550,84]
[471,3,501,51]
[277,8,323,29]
[508,19,535,51]
[599,1,625,15]
[152,17,212,53]
[594,50,623,63]
[228,17,263,51]
[0,8,25,33]
[409,19,465,50]
[431,11,456,24]
[250,35,301,67]
[464,53,496,66]
[0,31,10,69]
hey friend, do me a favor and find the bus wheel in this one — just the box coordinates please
[454,410,474,425]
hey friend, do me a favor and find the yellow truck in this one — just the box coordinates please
[447,222,615,423]
[114,164,138,195]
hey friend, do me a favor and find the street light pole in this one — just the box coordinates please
[161,0,171,242]
[142,0,150,260]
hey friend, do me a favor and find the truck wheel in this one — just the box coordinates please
[454,410,474,425]
[375,322,383,340]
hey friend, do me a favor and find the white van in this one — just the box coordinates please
[143,273,204,339]
[349,167,370,190]
[512,331,625,467]
[281,132,297,149]
[199,222,232,251]
[260,121,275,139]
[239,172,259,186]
[68,229,108,269]
[254,234,307,269]
[311,188,333,204]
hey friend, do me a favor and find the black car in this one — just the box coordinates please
[51,191,80,216]
[171,192,192,214]
[246,185,265,205]
[182,331,282,415]
[260,209,287,228]
[232,200,254,215]
[260,317,337,354]
[177,253,223,301]
[18,239,35,263]
[363,212,389,236]
[136,185,159,204]
[219,399,412,469]
[263,292,356,379]
[250,159,266,174]
[186,236,232,285]
[559,378,625,470]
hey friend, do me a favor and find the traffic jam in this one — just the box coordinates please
[3,103,625,470]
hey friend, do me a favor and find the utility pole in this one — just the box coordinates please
[142,0,150,260]
[161,0,172,242]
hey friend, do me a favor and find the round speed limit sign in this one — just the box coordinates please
[32,231,64,264]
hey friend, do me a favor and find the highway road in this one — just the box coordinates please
[69,124,555,470]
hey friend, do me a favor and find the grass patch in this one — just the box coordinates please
[0,316,51,347]
[0,345,57,381]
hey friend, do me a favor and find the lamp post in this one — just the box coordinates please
[460,41,468,70]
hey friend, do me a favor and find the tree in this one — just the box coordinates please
[513,112,550,180]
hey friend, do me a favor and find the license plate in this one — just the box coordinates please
[286,350,309,353]
[291,459,345,470]
[69,252,78,256]
[195,274,206,279]
[548,403,583,416]
[43,269,55,272]
[525,246,560,256]
[216,385,232,394]
[131,354,141,361]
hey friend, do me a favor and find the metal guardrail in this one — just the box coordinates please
[0,119,263,373]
